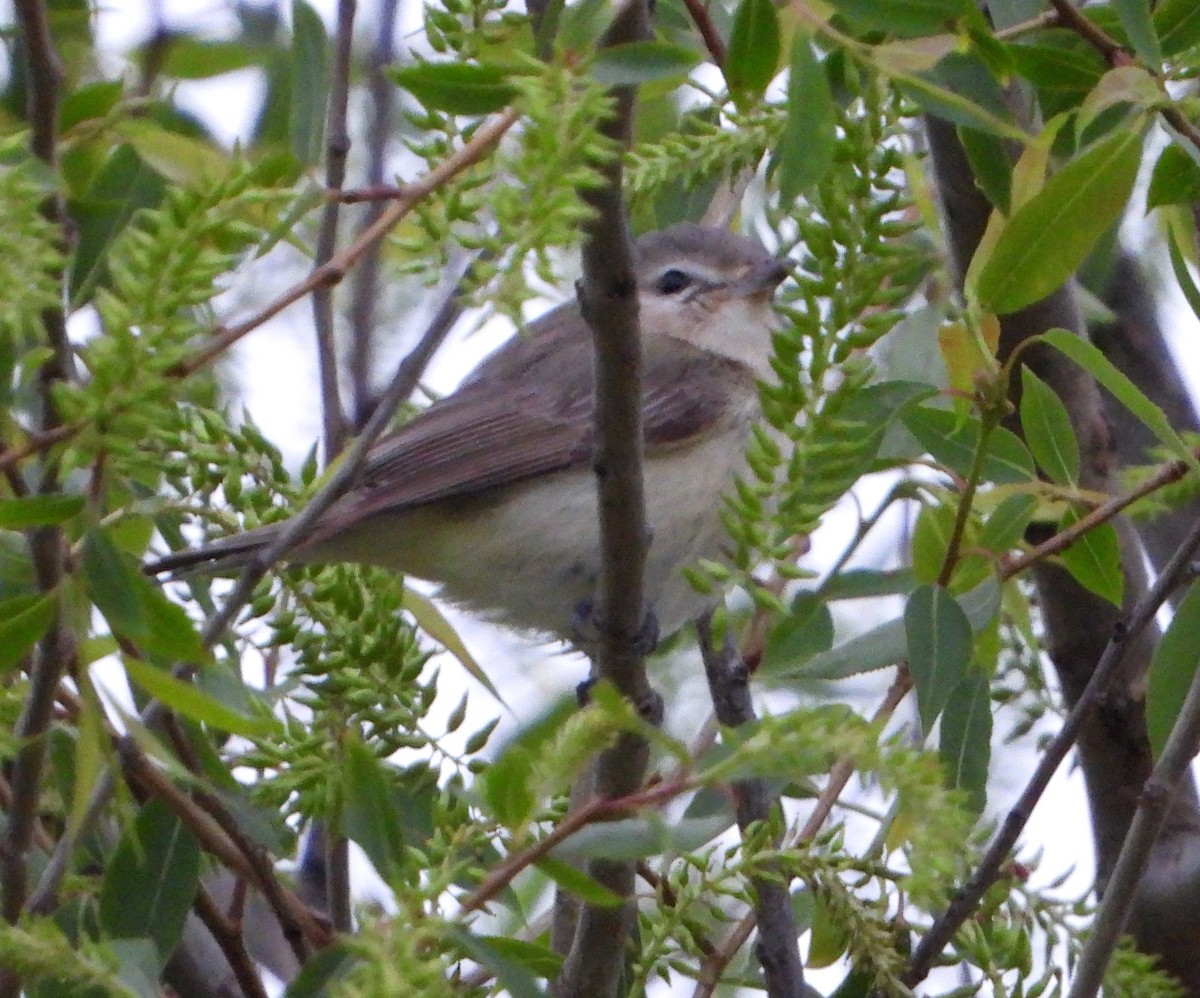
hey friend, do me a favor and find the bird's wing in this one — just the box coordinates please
[308,328,753,540]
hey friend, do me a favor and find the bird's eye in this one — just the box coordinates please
[655,269,692,294]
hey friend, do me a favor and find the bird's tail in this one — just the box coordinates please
[144,523,282,579]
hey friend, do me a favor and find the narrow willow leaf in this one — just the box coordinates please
[939,668,992,816]
[340,734,408,880]
[725,0,780,106]
[905,585,974,732]
[903,406,1036,484]
[389,61,518,114]
[591,41,700,86]
[289,0,330,163]
[826,0,973,36]
[1148,145,1200,210]
[283,945,360,998]
[776,36,836,202]
[779,578,999,682]
[1020,367,1080,485]
[1147,582,1200,758]
[98,800,201,970]
[959,126,1012,213]
[448,928,558,998]
[808,893,848,967]
[0,495,83,529]
[760,594,834,674]
[1113,0,1163,66]
[1154,0,1200,56]
[123,657,276,737]
[1167,227,1200,321]
[535,857,623,906]
[552,813,734,861]
[480,745,537,829]
[1058,508,1123,607]
[0,595,55,673]
[1039,327,1194,466]
[978,493,1038,554]
[976,126,1144,314]
[404,584,501,702]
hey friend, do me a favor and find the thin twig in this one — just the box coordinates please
[680,0,726,67]
[192,883,271,998]
[310,0,356,460]
[169,107,520,378]
[905,514,1200,987]
[348,0,401,427]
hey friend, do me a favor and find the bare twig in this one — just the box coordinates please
[905,514,1200,987]
[348,0,401,427]
[680,0,726,67]
[310,0,357,460]
[169,107,520,378]
[694,617,804,998]
[192,884,271,998]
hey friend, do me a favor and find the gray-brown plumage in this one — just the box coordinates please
[148,224,787,640]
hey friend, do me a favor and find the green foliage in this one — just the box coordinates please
[0,144,64,351]
[0,918,136,997]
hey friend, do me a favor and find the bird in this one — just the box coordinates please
[148,223,788,644]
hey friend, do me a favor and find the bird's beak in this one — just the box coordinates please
[732,258,790,301]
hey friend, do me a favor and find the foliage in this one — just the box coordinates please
[1,0,1200,995]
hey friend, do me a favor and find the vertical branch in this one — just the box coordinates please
[555,2,655,995]
[311,0,356,459]
[2,7,78,988]
[348,0,400,429]
[696,618,805,998]
[312,0,357,931]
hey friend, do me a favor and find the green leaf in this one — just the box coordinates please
[289,0,330,164]
[98,800,201,970]
[123,657,275,736]
[1153,0,1200,57]
[116,120,228,184]
[1007,42,1105,119]
[978,494,1038,554]
[0,595,55,673]
[775,36,836,202]
[808,892,848,967]
[552,812,735,861]
[903,406,1036,484]
[760,593,834,674]
[535,856,624,906]
[480,745,537,829]
[1038,328,1194,466]
[448,929,560,998]
[975,126,1144,314]
[340,734,410,880]
[822,568,916,601]
[959,126,1012,214]
[1147,144,1200,210]
[777,578,1000,681]
[725,0,780,107]
[1020,367,1080,485]
[389,62,518,114]
[1168,226,1200,322]
[1058,507,1123,607]
[283,943,360,998]
[1112,0,1163,67]
[0,495,83,529]
[1147,582,1200,758]
[403,584,501,702]
[591,41,701,86]
[157,38,268,79]
[939,668,992,816]
[83,529,207,664]
[905,585,974,732]
[827,0,973,36]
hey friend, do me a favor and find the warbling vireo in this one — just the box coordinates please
[149,224,788,641]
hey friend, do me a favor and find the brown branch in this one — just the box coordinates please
[168,107,520,379]
[310,0,356,461]
[348,0,401,427]
[680,0,726,67]
[192,884,271,998]
[695,617,805,998]
[1045,0,1200,154]
[906,513,1200,987]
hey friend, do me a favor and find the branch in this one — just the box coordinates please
[909,513,1200,987]
[309,0,357,461]
[554,1,655,994]
[348,0,401,427]
[169,107,520,378]
[693,617,805,998]
[680,0,726,67]
[192,884,271,998]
